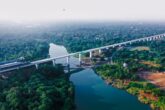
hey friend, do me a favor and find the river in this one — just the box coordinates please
[49,43,151,110]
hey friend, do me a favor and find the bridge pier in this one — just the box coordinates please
[79,53,82,65]
[35,64,39,69]
[66,56,70,65]
[52,60,56,67]
[89,51,92,59]
[99,49,102,54]
[66,56,70,72]
[110,57,113,64]
[156,36,159,39]
[147,38,149,41]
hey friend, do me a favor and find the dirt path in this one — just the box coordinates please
[139,72,165,90]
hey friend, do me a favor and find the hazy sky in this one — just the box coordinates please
[0,0,165,22]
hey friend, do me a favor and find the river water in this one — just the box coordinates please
[49,43,151,110]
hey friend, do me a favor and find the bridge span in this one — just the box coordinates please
[0,33,165,73]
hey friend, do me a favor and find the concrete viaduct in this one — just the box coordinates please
[0,33,165,73]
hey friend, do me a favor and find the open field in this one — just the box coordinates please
[139,72,165,90]
[131,46,150,51]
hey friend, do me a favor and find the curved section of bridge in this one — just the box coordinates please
[0,33,165,73]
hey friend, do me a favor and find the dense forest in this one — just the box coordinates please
[48,22,165,52]
[0,39,49,61]
[0,65,75,110]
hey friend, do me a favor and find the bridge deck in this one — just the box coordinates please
[0,33,165,73]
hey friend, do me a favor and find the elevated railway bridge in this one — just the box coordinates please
[0,33,165,73]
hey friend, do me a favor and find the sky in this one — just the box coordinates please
[0,0,165,22]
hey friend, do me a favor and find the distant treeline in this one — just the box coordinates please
[1,22,165,62]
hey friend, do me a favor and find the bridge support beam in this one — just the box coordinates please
[66,56,70,72]
[35,64,39,69]
[66,56,70,65]
[52,60,56,67]
[99,49,102,54]
[89,51,92,59]
[110,57,113,64]
[79,53,82,65]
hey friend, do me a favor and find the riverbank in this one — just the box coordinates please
[95,64,165,110]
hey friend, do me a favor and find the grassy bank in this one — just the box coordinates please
[95,64,165,110]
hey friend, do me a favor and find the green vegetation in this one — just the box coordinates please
[0,38,49,62]
[95,39,165,110]
[0,65,75,110]
[48,22,165,52]
[96,64,138,80]
[96,63,165,110]
[0,22,165,110]
[1,22,165,62]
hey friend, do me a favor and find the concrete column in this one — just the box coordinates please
[79,53,82,65]
[66,56,70,65]
[52,60,56,67]
[110,57,113,64]
[99,49,102,54]
[35,64,39,69]
[89,51,92,58]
